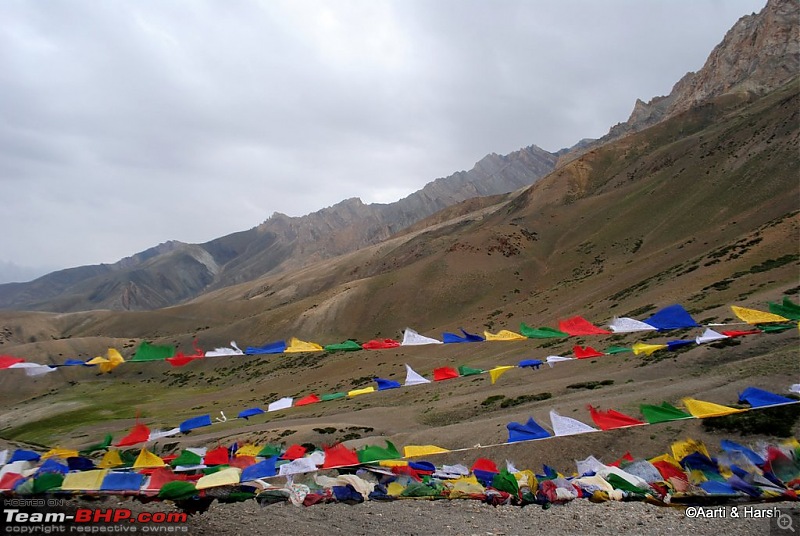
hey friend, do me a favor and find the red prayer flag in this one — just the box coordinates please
[147,468,190,490]
[203,446,230,466]
[0,472,24,489]
[588,405,645,430]
[166,353,202,367]
[115,423,150,447]
[166,339,204,366]
[281,444,307,461]
[229,456,256,469]
[472,458,499,473]
[720,330,762,338]
[361,339,401,350]
[652,461,688,483]
[573,346,605,359]
[295,394,321,406]
[433,367,459,381]
[0,355,25,369]
[558,316,611,336]
[322,443,359,468]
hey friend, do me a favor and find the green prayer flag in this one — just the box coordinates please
[758,323,796,333]
[491,469,519,495]
[457,365,484,376]
[400,481,443,498]
[119,450,137,467]
[131,341,175,362]
[639,402,692,424]
[158,481,197,500]
[357,441,401,463]
[320,392,346,402]
[323,340,362,352]
[33,473,64,493]
[604,346,632,354]
[258,445,282,457]
[605,473,648,493]
[519,323,568,339]
[171,450,203,467]
[769,297,800,321]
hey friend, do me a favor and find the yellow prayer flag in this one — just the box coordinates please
[731,305,789,324]
[133,448,166,469]
[378,460,408,468]
[284,337,323,353]
[489,365,515,384]
[682,398,745,418]
[403,445,450,458]
[387,481,406,496]
[86,348,125,373]
[235,444,262,457]
[347,386,375,398]
[450,475,486,495]
[483,330,527,341]
[671,439,710,461]
[61,469,108,491]
[688,469,708,485]
[648,453,681,468]
[632,342,667,356]
[98,450,124,469]
[42,448,79,460]
[196,467,241,490]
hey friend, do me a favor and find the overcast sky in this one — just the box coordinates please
[0,0,766,282]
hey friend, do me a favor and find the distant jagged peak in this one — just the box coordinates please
[558,0,798,167]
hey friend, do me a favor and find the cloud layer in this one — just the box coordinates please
[0,0,765,278]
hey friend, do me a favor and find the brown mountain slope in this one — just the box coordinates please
[173,79,798,343]
[0,78,797,464]
[3,79,794,353]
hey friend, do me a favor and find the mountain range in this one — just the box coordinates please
[0,145,557,312]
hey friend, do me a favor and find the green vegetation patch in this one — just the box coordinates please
[481,393,552,408]
[500,393,552,408]
[1,405,133,445]
[702,401,800,437]
[567,380,615,390]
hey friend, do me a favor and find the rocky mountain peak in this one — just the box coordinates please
[558,0,798,166]
[664,0,799,116]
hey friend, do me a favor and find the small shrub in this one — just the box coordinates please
[702,401,800,437]
[567,380,615,390]
[500,393,552,408]
[481,395,505,407]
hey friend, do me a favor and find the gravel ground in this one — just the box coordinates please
[44,496,800,536]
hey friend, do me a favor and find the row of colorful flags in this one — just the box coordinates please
[1,387,797,499]
[1,300,798,377]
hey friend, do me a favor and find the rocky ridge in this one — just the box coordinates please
[557,0,799,166]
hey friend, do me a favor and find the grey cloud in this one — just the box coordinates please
[0,0,766,273]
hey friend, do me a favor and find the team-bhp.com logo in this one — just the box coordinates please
[3,506,188,533]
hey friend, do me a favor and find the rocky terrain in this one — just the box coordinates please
[556,0,799,166]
